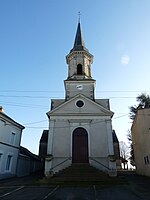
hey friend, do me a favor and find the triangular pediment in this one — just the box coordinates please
[47,94,114,117]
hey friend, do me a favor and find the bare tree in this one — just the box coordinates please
[119,141,130,169]
[127,130,135,167]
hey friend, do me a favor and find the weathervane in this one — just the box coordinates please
[78,11,81,22]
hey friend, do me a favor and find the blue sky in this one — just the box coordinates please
[0,0,150,154]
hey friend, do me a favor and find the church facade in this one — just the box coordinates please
[45,22,117,176]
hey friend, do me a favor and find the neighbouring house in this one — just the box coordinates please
[112,130,121,169]
[131,108,150,177]
[17,146,43,177]
[0,106,43,179]
[45,21,117,177]
[0,106,24,179]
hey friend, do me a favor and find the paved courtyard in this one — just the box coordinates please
[0,171,150,200]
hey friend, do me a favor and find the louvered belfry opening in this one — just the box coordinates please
[77,64,83,75]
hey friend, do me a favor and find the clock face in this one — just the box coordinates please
[76,84,83,90]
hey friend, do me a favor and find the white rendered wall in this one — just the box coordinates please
[45,114,116,175]
[0,119,22,179]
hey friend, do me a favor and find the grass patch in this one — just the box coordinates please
[35,176,127,187]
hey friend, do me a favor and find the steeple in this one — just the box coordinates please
[66,20,94,80]
[65,20,95,101]
[70,22,89,53]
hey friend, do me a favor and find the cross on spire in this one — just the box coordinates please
[78,11,81,22]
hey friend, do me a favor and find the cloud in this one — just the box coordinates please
[121,55,130,65]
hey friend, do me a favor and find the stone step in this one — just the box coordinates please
[52,164,109,180]
[40,164,121,186]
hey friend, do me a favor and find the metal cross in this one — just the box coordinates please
[78,11,81,22]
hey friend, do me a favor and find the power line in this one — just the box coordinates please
[24,120,48,125]
[0,94,137,99]
[0,90,149,93]
[0,101,49,109]
[25,114,129,129]
[0,89,148,100]
[113,114,129,119]
[22,112,128,125]
[20,112,150,129]
[0,95,51,99]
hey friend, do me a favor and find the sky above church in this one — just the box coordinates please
[0,0,150,154]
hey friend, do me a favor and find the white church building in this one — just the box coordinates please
[45,21,117,176]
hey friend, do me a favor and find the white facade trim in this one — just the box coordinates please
[47,120,55,155]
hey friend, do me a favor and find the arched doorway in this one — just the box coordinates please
[72,127,89,163]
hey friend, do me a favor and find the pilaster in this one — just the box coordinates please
[106,119,117,175]
[47,119,55,155]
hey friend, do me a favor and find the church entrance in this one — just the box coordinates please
[72,127,89,163]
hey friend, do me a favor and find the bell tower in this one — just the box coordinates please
[64,21,96,100]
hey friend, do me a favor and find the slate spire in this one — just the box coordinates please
[70,21,89,53]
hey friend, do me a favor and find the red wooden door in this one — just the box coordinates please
[72,127,89,163]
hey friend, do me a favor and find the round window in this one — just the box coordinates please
[76,100,84,108]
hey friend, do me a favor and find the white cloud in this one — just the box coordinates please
[121,55,130,65]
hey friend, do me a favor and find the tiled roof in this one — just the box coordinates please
[20,146,41,160]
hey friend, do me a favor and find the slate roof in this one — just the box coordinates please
[0,109,25,130]
[70,22,89,53]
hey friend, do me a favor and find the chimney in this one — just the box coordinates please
[0,106,4,113]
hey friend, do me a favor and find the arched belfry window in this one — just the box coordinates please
[77,64,83,75]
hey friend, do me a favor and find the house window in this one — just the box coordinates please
[10,132,15,145]
[144,157,147,164]
[6,155,12,171]
[146,156,149,164]
[144,156,149,165]
[77,64,83,75]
